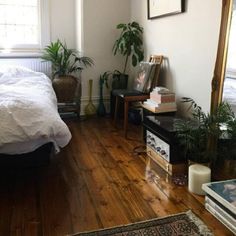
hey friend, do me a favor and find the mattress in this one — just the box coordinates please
[0,66,71,155]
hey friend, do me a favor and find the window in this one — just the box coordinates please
[0,0,49,53]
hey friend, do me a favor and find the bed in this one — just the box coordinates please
[0,66,71,166]
[223,77,236,114]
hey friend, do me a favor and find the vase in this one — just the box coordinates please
[84,79,96,116]
[97,84,106,116]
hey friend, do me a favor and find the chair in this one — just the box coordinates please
[113,55,163,138]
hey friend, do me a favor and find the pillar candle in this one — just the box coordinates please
[188,164,211,195]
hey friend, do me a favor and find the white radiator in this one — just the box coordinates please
[0,58,52,77]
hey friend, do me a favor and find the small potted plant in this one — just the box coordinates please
[112,21,144,89]
[41,39,94,103]
[174,98,234,165]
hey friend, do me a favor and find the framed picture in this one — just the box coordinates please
[133,62,156,93]
[147,0,185,19]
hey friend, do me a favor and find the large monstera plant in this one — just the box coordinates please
[111,21,144,94]
[113,21,144,74]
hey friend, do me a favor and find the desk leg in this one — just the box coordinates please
[124,100,129,138]
[114,96,119,126]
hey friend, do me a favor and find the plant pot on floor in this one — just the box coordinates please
[110,73,128,117]
[112,72,128,90]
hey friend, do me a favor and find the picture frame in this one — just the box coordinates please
[133,62,157,93]
[147,0,185,19]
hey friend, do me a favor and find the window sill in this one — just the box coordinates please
[0,51,43,59]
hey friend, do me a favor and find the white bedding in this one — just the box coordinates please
[0,66,71,154]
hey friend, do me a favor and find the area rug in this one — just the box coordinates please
[70,210,213,236]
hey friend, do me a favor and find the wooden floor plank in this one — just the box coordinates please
[10,170,41,236]
[0,117,232,236]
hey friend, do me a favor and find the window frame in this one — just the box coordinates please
[0,0,50,57]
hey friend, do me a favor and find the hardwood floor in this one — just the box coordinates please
[0,117,233,236]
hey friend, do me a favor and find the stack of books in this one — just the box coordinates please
[202,179,236,234]
[143,87,177,113]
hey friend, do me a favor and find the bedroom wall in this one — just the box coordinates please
[50,0,76,48]
[130,0,222,112]
[76,0,131,114]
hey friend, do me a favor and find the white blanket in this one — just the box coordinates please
[0,66,71,154]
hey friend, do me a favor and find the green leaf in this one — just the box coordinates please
[41,39,93,76]
[113,21,144,72]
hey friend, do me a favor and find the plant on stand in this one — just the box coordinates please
[112,21,144,89]
[41,39,94,113]
[97,71,111,117]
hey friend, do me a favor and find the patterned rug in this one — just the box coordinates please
[70,211,213,236]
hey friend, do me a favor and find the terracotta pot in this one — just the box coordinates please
[52,75,78,103]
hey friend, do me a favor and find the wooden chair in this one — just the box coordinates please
[113,55,163,138]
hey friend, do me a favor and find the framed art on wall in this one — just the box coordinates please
[147,0,185,19]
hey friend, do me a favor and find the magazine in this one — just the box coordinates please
[205,202,236,234]
[202,179,236,215]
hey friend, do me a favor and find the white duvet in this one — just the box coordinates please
[0,66,71,154]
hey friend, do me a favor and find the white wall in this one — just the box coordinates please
[50,0,76,48]
[131,0,222,112]
[48,0,222,113]
[77,0,131,113]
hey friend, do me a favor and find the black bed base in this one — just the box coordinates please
[0,143,53,168]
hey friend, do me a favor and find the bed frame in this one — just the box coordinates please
[0,143,53,168]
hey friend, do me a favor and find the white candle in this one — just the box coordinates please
[188,164,211,195]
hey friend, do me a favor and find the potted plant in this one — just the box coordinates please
[97,71,111,117]
[112,21,144,89]
[174,98,234,165]
[41,39,94,103]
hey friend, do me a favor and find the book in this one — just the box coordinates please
[202,179,236,215]
[152,86,173,94]
[205,202,236,235]
[145,99,177,108]
[142,102,177,113]
[150,93,175,103]
[205,195,236,225]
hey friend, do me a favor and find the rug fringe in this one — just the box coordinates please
[186,210,213,236]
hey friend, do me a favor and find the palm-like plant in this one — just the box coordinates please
[174,97,235,163]
[41,39,94,77]
[113,21,144,74]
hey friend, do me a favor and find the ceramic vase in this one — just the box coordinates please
[97,84,106,116]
